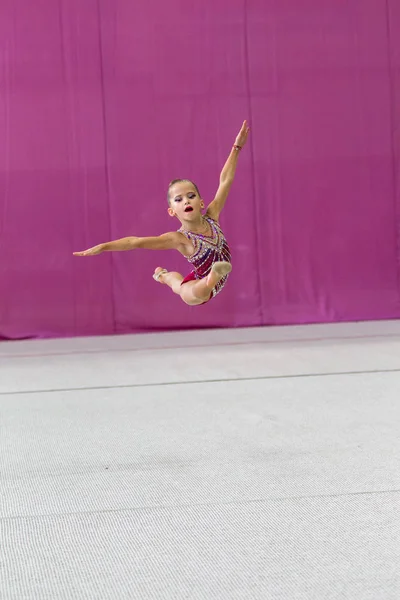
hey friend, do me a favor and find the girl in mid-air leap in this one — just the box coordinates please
[74,121,250,305]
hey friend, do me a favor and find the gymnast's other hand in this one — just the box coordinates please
[73,244,105,257]
[234,120,250,148]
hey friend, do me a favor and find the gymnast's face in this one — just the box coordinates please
[167,182,204,222]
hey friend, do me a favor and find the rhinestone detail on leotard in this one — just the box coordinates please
[178,217,231,298]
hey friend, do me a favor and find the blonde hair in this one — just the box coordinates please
[167,179,201,205]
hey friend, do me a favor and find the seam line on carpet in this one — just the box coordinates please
[1,367,400,396]
[2,488,399,523]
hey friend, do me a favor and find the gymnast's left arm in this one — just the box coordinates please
[206,120,250,222]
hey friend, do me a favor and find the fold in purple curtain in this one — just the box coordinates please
[0,0,399,339]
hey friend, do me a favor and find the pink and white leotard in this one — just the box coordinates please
[178,216,231,299]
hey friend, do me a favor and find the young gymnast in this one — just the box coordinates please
[74,120,250,305]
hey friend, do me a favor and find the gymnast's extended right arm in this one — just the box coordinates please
[73,232,185,256]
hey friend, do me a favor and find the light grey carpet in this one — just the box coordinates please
[1,323,399,599]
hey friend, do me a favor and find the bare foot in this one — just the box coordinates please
[211,261,232,277]
[153,267,168,283]
[205,261,232,289]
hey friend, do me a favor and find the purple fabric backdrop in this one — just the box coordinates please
[0,0,399,339]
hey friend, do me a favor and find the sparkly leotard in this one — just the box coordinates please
[178,217,231,299]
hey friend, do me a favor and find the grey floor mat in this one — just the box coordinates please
[1,322,399,599]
